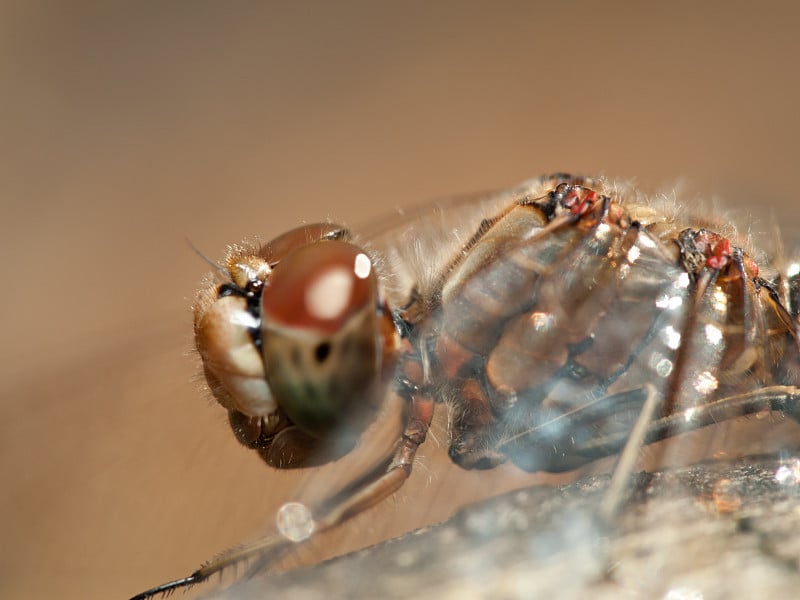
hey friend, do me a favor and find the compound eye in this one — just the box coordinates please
[257,223,348,265]
[261,240,375,334]
[259,240,382,443]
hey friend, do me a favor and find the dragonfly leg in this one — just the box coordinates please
[129,391,435,600]
[595,384,800,520]
[640,385,800,443]
[448,378,508,470]
[315,390,435,529]
[598,384,660,521]
[496,386,657,473]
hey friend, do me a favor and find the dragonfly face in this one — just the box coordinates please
[133,174,800,599]
[194,223,400,467]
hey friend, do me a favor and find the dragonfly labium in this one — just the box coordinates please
[132,174,800,599]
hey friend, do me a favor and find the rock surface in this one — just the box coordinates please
[204,457,800,599]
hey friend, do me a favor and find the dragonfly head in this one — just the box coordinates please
[194,225,397,463]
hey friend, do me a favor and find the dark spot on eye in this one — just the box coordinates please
[315,342,331,363]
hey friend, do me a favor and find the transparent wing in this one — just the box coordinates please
[354,175,590,309]
[412,188,800,477]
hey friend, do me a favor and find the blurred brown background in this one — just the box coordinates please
[2,3,800,599]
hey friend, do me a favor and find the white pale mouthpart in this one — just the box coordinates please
[229,310,260,329]
[306,266,353,320]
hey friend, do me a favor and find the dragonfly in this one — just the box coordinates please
[132,173,800,599]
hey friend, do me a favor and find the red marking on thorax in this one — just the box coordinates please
[706,238,732,270]
[564,189,598,216]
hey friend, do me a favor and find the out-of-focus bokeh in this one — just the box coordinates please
[2,3,799,599]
